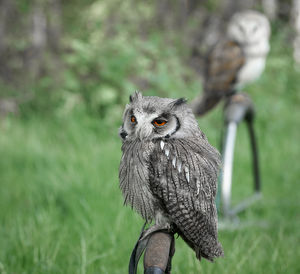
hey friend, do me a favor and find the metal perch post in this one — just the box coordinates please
[220,93,261,219]
[144,232,174,274]
[129,228,174,274]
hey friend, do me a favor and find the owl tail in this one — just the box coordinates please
[195,240,224,262]
[190,93,223,116]
[179,228,224,262]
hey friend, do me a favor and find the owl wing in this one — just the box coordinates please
[119,140,156,221]
[205,40,245,92]
[149,138,224,261]
[192,40,245,116]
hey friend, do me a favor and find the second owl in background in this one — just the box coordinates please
[191,10,271,116]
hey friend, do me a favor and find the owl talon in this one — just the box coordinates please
[140,224,171,242]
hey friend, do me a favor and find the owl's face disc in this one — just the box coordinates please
[227,10,270,45]
[119,92,200,142]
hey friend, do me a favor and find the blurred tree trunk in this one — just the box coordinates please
[177,0,205,26]
[27,0,62,80]
[29,0,47,80]
[221,0,256,20]
[277,0,292,20]
[155,0,205,29]
[262,0,278,20]
[291,0,300,65]
[47,0,63,83]
[0,0,11,53]
[48,0,62,52]
[0,0,12,81]
[178,0,189,27]
[156,0,170,27]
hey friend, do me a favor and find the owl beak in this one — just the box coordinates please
[136,124,152,140]
[120,131,128,140]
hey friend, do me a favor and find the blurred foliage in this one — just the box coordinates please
[0,0,203,121]
[58,0,205,122]
[0,0,298,122]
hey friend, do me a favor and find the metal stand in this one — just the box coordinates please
[219,93,261,220]
[129,228,174,274]
[144,232,174,274]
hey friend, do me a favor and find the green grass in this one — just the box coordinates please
[1,39,300,273]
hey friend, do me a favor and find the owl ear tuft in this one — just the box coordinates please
[129,91,142,103]
[169,98,187,109]
[174,98,187,106]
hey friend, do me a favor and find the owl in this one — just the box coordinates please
[191,10,271,115]
[119,91,224,261]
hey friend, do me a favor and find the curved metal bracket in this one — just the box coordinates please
[220,93,261,219]
[129,225,174,274]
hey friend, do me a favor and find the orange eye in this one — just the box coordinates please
[131,115,136,123]
[153,119,167,126]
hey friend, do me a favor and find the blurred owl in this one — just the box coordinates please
[191,10,271,115]
[119,92,223,261]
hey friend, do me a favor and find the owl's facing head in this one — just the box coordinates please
[227,10,270,46]
[119,92,201,141]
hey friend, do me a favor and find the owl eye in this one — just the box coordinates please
[152,119,167,127]
[130,115,137,123]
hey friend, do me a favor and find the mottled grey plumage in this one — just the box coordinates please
[119,91,224,261]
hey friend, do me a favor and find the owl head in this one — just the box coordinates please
[119,92,201,141]
[227,10,271,45]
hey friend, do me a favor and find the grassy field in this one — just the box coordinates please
[0,39,300,273]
